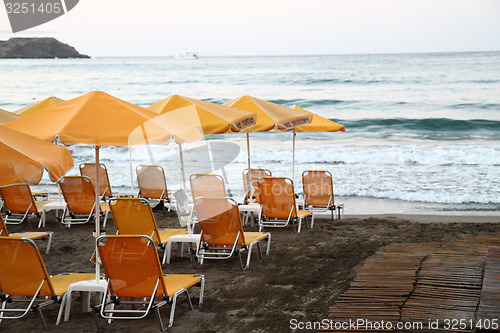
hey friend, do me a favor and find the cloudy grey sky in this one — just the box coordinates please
[1,0,499,56]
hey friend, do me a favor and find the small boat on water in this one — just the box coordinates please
[173,51,199,59]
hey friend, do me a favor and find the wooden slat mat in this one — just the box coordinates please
[477,245,500,324]
[320,243,440,332]
[321,235,500,333]
[400,235,500,333]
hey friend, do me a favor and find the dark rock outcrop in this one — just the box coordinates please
[0,37,89,58]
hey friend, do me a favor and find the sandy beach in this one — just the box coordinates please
[2,207,499,333]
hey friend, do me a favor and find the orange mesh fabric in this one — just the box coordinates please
[136,165,168,200]
[243,169,271,204]
[195,198,245,246]
[80,163,112,197]
[302,170,334,207]
[0,184,36,214]
[59,176,96,214]
[109,198,159,244]
[98,235,168,298]
[258,177,297,219]
[0,237,54,297]
[190,174,226,202]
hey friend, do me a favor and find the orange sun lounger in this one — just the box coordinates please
[58,176,110,227]
[136,165,172,211]
[242,168,271,204]
[302,170,343,220]
[194,197,271,270]
[189,174,226,202]
[0,237,95,329]
[257,176,313,233]
[79,163,113,198]
[0,214,53,253]
[0,184,55,226]
[109,198,187,264]
[96,235,205,331]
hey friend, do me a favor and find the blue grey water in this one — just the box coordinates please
[1,52,499,214]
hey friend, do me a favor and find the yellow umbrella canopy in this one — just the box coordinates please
[291,105,345,132]
[223,95,312,132]
[0,108,19,124]
[147,94,257,134]
[4,90,202,281]
[4,91,199,146]
[14,96,65,116]
[0,126,74,186]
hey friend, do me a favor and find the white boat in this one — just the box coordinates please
[173,51,199,59]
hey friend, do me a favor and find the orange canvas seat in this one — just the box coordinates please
[0,214,53,253]
[79,163,113,198]
[242,168,271,204]
[190,174,226,201]
[194,197,271,269]
[257,177,313,233]
[0,184,55,226]
[136,165,171,211]
[0,236,95,329]
[58,176,110,227]
[109,198,187,264]
[302,170,343,220]
[96,235,204,330]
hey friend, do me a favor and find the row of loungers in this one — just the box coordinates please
[0,168,342,330]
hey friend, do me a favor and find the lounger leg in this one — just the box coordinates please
[237,251,245,270]
[310,213,315,229]
[256,242,264,261]
[169,289,192,328]
[35,305,48,330]
[102,211,109,228]
[198,276,205,305]
[246,245,253,269]
[56,293,67,325]
[297,218,302,233]
[45,232,53,254]
[155,307,167,332]
[265,233,271,255]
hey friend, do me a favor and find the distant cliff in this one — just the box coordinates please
[0,37,89,58]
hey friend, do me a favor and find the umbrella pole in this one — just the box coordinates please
[178,144,186,193]
[292,129,296,184]
[94,145,101,282]
[129,146,134,193]
[246,133,252,196]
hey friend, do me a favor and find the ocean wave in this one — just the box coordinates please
[339,118,500,133]
[449,103,500,110]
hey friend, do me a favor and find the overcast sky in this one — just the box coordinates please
[1,0,499,57]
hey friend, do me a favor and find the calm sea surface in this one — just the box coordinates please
[1,52,499,214]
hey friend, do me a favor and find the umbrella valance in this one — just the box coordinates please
[147,94,257,134]
[223,95,312,131]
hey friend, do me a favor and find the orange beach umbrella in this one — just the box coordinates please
[14,96,65,116]
[289,105,345,180]
[148,95,257,191]
[4,91,202,280]
[0,126,73,186]
[0,108,19,124]
[223,95,313,183]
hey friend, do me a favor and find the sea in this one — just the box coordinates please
[1,52,499,215]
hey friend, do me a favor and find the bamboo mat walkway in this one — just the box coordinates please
[477,246,500,325]
[321,235,500,333]
[320,243,440,332]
